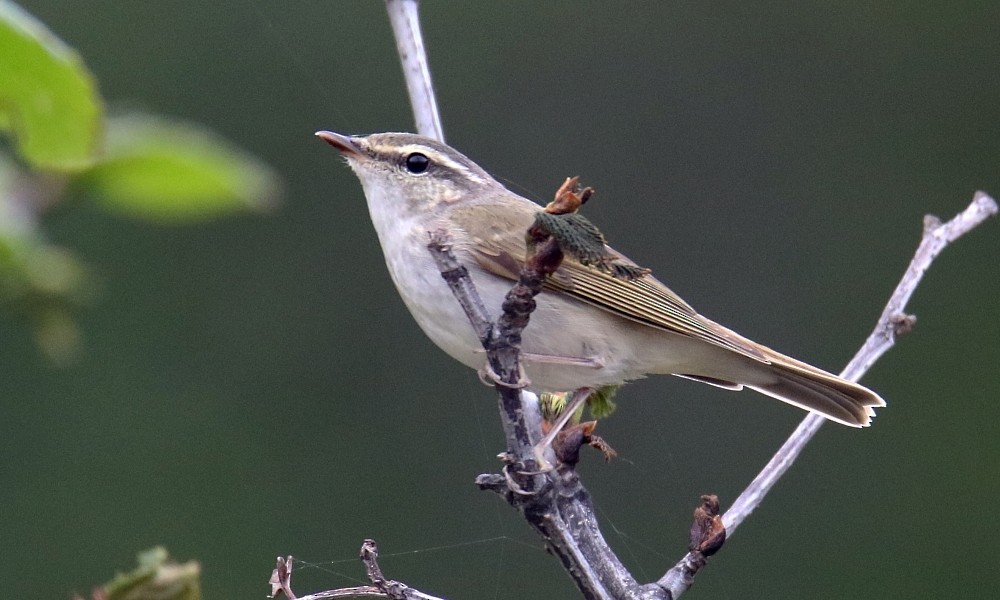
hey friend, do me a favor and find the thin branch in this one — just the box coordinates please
[429,233,643,600]
[279,586,440,600]
[727,191,997,533]
[268,543,446,600]
[426,230,494,342]
[657,191,998,598]
[842,191,999,380]
[385,0,444,141]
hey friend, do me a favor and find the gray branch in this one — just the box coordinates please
[385,0,444,141]
[657,191,998,598]
[269,545,446,600]
[428,233,644,600]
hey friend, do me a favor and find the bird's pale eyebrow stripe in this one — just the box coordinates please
[379,143,487,185]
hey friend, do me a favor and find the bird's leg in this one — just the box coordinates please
[473,348,605,369]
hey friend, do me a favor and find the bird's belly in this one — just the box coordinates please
[392,256,663,391]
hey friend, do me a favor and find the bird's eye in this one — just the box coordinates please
[404,152,430,174]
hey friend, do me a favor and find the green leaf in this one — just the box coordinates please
[0,0,104,171]
[533,212,650,281]
[74,114,280,223]
[0,229,91,364]
[587,384,619,419]
[101,547,201,600]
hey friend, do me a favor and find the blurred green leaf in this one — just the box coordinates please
[32,306,81,365]
[0,0,103,171]
[96,547,201,600]
[587,384,619,419]
[74,114,280,223]
[0,231,91,362]
[0,155,91,362]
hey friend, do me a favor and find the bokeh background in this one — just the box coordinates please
[4,1,999,598]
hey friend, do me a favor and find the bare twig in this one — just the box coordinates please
[426,230,494,341]
[270,556,296,598]
[427,230,538,455]
[267,542,445,600]
[656,191,998,598]
[429,232,643,600]
[385,0,444,141]
[728,191,997,532]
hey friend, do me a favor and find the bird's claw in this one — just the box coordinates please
[478,363,531,389]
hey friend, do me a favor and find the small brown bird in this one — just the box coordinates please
[319,131,884,427]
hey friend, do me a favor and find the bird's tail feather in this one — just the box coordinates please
[747,352,885,427]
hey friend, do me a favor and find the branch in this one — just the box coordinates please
[268,542,445,600]
[656,191,998,598]
[385,0,444,141]
[428,230,646,600]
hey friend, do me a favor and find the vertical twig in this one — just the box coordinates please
[385,0,444,141]
[430,234,643,600]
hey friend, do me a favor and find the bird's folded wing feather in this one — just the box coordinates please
[450,203,769,363]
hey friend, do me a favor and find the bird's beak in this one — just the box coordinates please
[315,130,362,156]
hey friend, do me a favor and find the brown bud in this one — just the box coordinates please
[689,495,726,557]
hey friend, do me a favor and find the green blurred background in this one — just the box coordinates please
[3,1,999,598]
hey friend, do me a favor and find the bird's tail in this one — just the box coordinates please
[746,350,885,427]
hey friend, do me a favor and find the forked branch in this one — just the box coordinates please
[269,543,445,600]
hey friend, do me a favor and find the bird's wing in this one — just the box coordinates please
[449,202,769,363]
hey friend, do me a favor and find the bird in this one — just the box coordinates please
[317,131,884,427]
